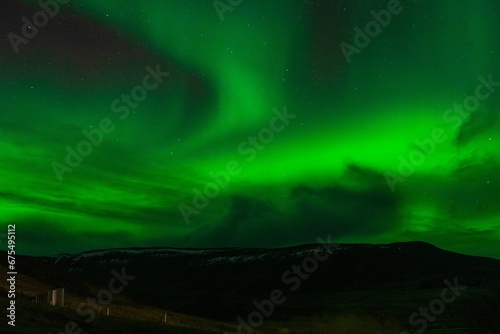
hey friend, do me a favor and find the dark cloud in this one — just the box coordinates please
[188,164,402,248]
[455,104,498,146]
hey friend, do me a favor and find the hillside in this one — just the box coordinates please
[1,242,499,333]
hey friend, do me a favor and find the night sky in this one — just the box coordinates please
[1,0,499,258]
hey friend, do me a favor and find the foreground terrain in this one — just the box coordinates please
[1,242,499,333]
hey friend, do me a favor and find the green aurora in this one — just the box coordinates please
[1,0,499,258]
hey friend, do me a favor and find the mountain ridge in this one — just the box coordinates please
[1,241,499,332]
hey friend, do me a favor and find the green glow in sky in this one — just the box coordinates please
[1,0,499,258]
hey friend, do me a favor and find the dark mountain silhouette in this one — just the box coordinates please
[1,241,499,333]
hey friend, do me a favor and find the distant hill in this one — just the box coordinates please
[1,241,499,333]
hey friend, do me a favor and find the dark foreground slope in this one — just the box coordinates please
[49,242,500,331]
[1,242,499,333]
[0,253,236,334]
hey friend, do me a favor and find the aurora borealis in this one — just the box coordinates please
[1,0,499,258]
